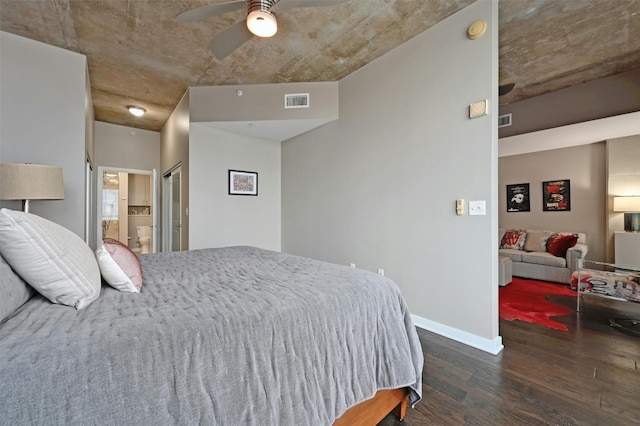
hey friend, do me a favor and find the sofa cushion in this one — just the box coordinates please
[521,251,567,268]
[498,228,506,249]
[524,229,552,252]
[498,248,523,262]
[500,229,526,250]
[547,233,578,257]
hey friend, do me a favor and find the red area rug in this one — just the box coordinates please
[500,277,576,331]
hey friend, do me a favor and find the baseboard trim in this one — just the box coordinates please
[411,314,504,355]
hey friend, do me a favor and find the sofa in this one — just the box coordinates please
[499,228,589,285]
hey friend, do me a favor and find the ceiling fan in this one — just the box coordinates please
[177,0,349,60]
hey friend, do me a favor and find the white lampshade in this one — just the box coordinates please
[0,163,65,212]
[247,9,277,37]
[613,196,640,212]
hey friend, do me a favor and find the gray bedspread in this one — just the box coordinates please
[0,246,422,425]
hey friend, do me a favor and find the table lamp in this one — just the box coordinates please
[613,196,640,232]
[0,163,65,213]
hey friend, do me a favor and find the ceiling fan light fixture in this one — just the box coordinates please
[247,9,277,37]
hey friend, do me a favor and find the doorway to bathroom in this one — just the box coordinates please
[97,167,158,254]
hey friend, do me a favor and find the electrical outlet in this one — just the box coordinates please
[349,263,356,268]
[377,268,384,276]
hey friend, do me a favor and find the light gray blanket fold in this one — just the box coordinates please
[0,246,423,425]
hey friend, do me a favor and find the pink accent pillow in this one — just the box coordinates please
[95,238,143,292]
[546,233,578,258]
[500,229,526,250]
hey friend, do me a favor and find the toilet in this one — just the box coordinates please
[136,225,152,254]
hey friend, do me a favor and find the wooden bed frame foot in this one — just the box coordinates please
[333,388,409,426]
[393,393,408,420]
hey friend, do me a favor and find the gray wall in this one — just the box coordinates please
[189,124,281,251]
[0,31,92,238]
[282,1,500,350]
[95,122,161,171]
[499,68,640,138]
[160,91,190,250]
[499,143,607,262]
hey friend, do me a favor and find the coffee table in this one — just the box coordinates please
[575,260,640,335]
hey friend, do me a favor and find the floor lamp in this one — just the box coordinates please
[0,163,65,212]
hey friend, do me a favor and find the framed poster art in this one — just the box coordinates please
[506,183,530,212]
[229,170,258,196]
[542,179,570,211]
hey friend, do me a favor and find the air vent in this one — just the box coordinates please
[498,113,512,128]
[284,93,309,109]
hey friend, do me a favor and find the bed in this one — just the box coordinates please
[0,210,422,425]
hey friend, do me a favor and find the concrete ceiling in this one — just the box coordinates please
[1,0,639,133]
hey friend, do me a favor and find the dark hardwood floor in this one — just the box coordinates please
[380,293,640,425]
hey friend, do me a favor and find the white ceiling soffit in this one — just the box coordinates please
[499,111,640,157]
[199,118,336,142]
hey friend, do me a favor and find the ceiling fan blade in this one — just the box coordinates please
[272,0,349,13]
[499,83,516,96]
[211,20,254,59]
[176,0,246,23]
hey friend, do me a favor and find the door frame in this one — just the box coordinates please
[96,166,158,252]
[162,165,182,252]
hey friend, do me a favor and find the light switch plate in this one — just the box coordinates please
[469,200,486,216]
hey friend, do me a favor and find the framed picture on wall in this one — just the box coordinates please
[229,170,258,196]
[506,183,530,212]
[542,179,570,211]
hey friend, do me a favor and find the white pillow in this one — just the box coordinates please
[0,208,101,309]
[95,239,142,293]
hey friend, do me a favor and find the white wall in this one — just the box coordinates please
[189,124,281,251]
[499,111,640,158]
[0,31,91,238]
[281,1,500,353]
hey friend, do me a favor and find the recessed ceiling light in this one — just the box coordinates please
[127,105,146,117]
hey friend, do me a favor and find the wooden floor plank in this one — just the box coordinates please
[379,292,640,425]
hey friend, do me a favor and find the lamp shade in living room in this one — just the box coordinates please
[613,196,640,232]
[0,163,65,213]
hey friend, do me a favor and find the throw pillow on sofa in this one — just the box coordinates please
[500,229,526,250]
[524,229,552,252]
[547,233,578,257]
